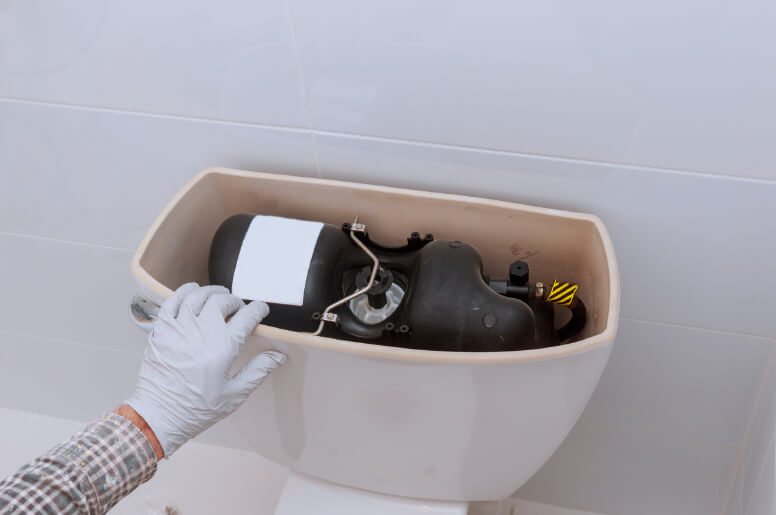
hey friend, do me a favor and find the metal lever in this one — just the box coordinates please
[311,216,380,336]
[130,294,160,333]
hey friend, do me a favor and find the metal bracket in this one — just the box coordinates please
[311,216,380,336]
[320,312,339,323]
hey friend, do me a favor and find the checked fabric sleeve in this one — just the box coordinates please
[0,413,157,514]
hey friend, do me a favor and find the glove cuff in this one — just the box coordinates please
[125,394,187,457]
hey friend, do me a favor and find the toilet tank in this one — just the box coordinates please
[131,168,619,501]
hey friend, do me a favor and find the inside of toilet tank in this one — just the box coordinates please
[138,171,612,344]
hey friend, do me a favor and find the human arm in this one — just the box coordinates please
[0,284,284,514]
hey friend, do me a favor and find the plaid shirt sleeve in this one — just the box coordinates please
[0,413,158,514]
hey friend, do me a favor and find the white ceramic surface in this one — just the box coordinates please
[0,99,318,249]
[0,406,618,515]
[0,0,307,127]
[289,0,776,180]
[230,333,613,501]
[313,131,776,338]
[131,169,619,501]
[504,499,604,515]
[274,473,468,514]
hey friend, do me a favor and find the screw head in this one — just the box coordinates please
[482,313,497,328]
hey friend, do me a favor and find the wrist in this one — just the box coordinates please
[114,404,164,460]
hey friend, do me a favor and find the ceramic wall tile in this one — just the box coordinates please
[291,0,776,179]
[0,0,308,127]
[0,332,140,422]
[516,408,738,515]
[0,233,143,353]
[0,99,318,249]
[583,319,772,448]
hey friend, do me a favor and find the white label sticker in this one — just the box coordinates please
[231,215,324,306]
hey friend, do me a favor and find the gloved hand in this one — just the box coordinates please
[126,283,285,457]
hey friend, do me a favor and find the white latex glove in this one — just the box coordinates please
[126,283,285,457]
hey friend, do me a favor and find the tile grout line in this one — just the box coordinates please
[720,341,776,515]
[619,316,776,342]
[309,130,324,179]
[279,0,324,180]
[0,231,134,253]
[0,405,88,427]
[0,328,143,359]
[0,96,310,135]
[310,129,776,185]
[1,96,774,185]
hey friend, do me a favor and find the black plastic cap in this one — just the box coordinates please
[509,261,530,286]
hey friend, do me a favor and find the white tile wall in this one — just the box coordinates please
[0,1,308,127]
[0,99,318,249]
[2,1,775,514]
[289,0,776,180]
[516,408,740,515]
[0,409,84,478]
[0,331,140,421]
[0,233,144,353]
[514,319,771,515]
[578,320,772,449]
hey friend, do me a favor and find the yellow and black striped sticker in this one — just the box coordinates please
[547,280,578,306]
